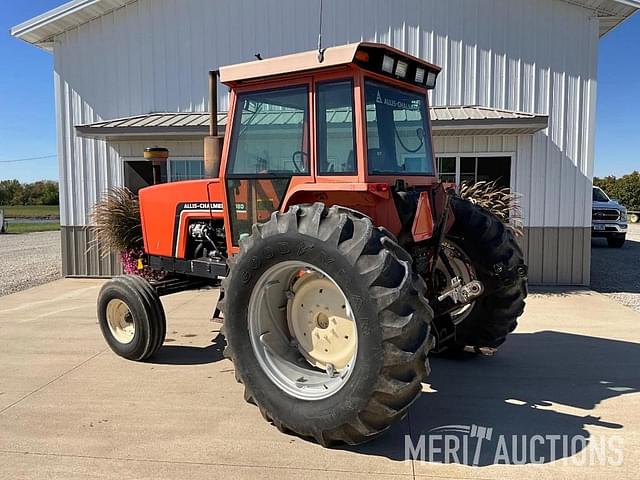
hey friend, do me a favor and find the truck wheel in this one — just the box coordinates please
[436,196,527,351]
[221,203,433,446]
[607,235,626,248]
[97,275,166,361]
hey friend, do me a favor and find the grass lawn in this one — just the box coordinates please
[2,222,60,234]
[0,205,60,219]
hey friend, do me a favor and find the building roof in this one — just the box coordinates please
[10,0,135,49]
[75,106,549,140]
[219,42,440,85]
[11,0,639,49]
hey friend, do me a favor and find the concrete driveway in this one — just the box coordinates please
[0,280,638,479]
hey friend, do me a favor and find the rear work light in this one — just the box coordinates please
[381,55,394,73]
[395,60,408,78]
[425,71,438,89]
[414,67,425,84]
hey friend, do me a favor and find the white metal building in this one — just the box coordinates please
[11,0,639,284]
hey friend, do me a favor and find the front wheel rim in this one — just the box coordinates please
[105,298,135,344]
[247,261,357,401]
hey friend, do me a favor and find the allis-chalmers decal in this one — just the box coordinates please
[180,202,247,212]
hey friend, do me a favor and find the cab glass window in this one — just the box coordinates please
[316,80,357,175]
[228,86,309,176]
[364,80,434,175]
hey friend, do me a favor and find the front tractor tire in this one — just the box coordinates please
[221,203,433,446]
[97,275,166,361]
[436,196,527,351]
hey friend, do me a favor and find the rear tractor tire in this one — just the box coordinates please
[434,196,527,351]
[221,203,433,446]
[97,275,166,361]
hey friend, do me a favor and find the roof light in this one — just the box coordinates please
[415,67,425,84]
[395,60,408,78]
[381,55,394,73]
[425,71,438,89]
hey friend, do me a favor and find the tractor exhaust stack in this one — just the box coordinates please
[204,70,222,178]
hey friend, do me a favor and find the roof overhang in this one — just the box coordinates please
[10,0,135,50]
[562,0,640,35]
[11,0,638,50]
[75,107,549,142]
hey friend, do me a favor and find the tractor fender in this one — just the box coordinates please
[281,182,403,237]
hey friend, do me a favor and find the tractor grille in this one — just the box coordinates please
[592,209,620,221]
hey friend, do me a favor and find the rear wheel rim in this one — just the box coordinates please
[105,298,135,344]
[435,241,478,324]
[248,261,357,401]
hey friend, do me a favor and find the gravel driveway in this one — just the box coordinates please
[0,231,61,297]
[590,223,640,312]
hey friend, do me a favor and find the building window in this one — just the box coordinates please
[437,157,456,183]
[436,155,511,188]
[169,159,204,181]
[124,160,167,194]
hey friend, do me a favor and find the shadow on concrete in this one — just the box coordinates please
[150,332,226,365]
[345,330,639,466]
[591,235,640,294]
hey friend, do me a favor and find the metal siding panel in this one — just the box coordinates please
[488,136,503,152]
[557,227,574,283]
[571,227,585,285]
[526,227,544,284]
[503,136,517,152]
[61,226,70,276]
[582,226,591,285]
[473,136,489,153]
[61,226,122,277]
[515,134,533,227]
[518,228,529,267]
[459,136,474,153]
[542,227,559,284]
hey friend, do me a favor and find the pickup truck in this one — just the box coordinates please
[592,186,627,248]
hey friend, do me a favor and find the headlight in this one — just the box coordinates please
[620,210,627,221]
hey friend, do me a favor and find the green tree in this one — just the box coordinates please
[0,180,58,206]
[594,171,640,211]
[0,180,23,205]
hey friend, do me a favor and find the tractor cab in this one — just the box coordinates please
[216,43,441,252]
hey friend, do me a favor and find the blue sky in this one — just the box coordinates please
[0,2,638,182]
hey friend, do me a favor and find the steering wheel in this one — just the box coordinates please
[291,151,308,173]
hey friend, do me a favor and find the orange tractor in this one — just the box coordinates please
[97,43,527,446]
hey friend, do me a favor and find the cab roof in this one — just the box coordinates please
[218,42,441,85]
